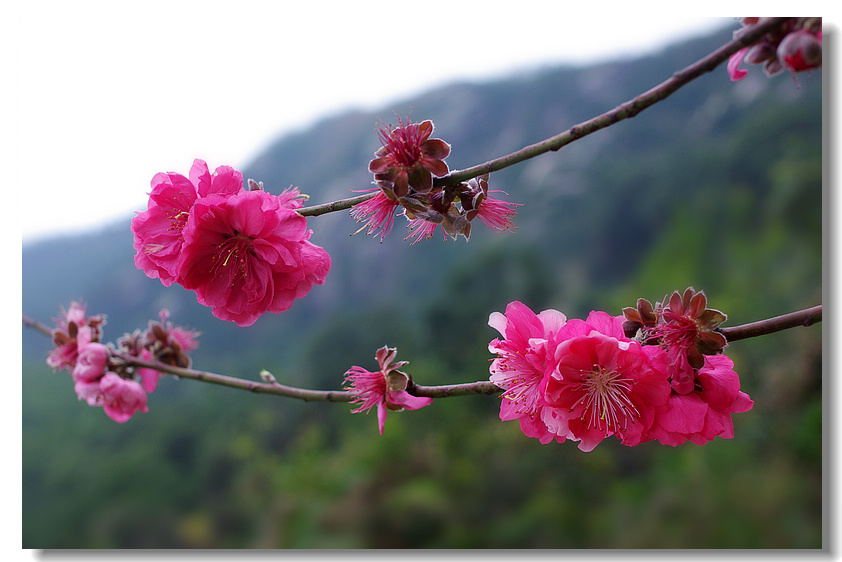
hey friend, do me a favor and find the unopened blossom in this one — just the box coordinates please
[131,159,244,286]
[644,354,754,446]
[343,346,432,435]
[541,312,671,451]
[177,190,331,327]
[99,373,149,423]
[488,301,568,444]
[369,117,451,198]
[728,17,822,83]
[777,29,822,74]
[349,190,402,242]
[71,342,110,383]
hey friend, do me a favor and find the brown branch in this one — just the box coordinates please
[23,301,822,404]
[22,314,53,338]
[111,352,355,403]
[298,191,377,217]
[434,18,791,186]
[296,17,792,219]
[719,305,822,343]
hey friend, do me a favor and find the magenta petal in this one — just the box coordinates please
[207,165,244,197]
[728,47,749,81]
[388,390,433,411]
[189,159,212,194]
[376,403,388,436]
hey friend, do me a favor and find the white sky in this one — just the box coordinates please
[3,7,830,243]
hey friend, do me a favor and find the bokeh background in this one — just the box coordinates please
[21,19,823,549]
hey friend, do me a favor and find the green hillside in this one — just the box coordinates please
[22,26,823,548]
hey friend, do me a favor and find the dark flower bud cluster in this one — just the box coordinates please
[354,117,520,244]
[623,288,728,394]
[116,309,200,370]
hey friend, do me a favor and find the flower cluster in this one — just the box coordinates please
[47,303,199,423]
[132,159,331,327]
[352,117,520,243]
[343,346,433,435]
[488,295,753,451]
[728,17,822,85]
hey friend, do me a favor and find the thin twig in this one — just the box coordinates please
[298,192,377,217]
[111,352,355,403]
[718,305,822,343]
[22,314,53,338]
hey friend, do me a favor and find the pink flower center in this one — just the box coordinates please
[655,312,698,350]
[168,209,189,233]
[380,125,423,168]
[573,367,639,432]
[210,232,253,284]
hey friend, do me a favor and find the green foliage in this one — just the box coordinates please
[22,27,822,549]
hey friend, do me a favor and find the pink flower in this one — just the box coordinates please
[488,301,568,444]
[369,117,451,198]
[177,190,331,327]
[541,312,671,452]
[99,373,149,423]
[72,371,149,423]
[644,354,754,446]
[71,342,110,383]
[131,159,244,286]
[47,302,106,371]
[404,216,446,245]
[463,175,521,234]
[344,346,433,435]
[74,379,105,406]
[350,190,402,242]
[475,191,521,233]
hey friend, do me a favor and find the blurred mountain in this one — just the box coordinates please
[22,25,822,549]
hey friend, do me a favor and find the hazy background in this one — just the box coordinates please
[15,8,831,554]
[11,6,728,243]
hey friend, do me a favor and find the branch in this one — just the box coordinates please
[435,17,791,186]
[294,17,792,219]
[111,352,355,403]
[22,314,52,338]
[719,305,822,343]
[23,302,821,405]
[298,192,377,218]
